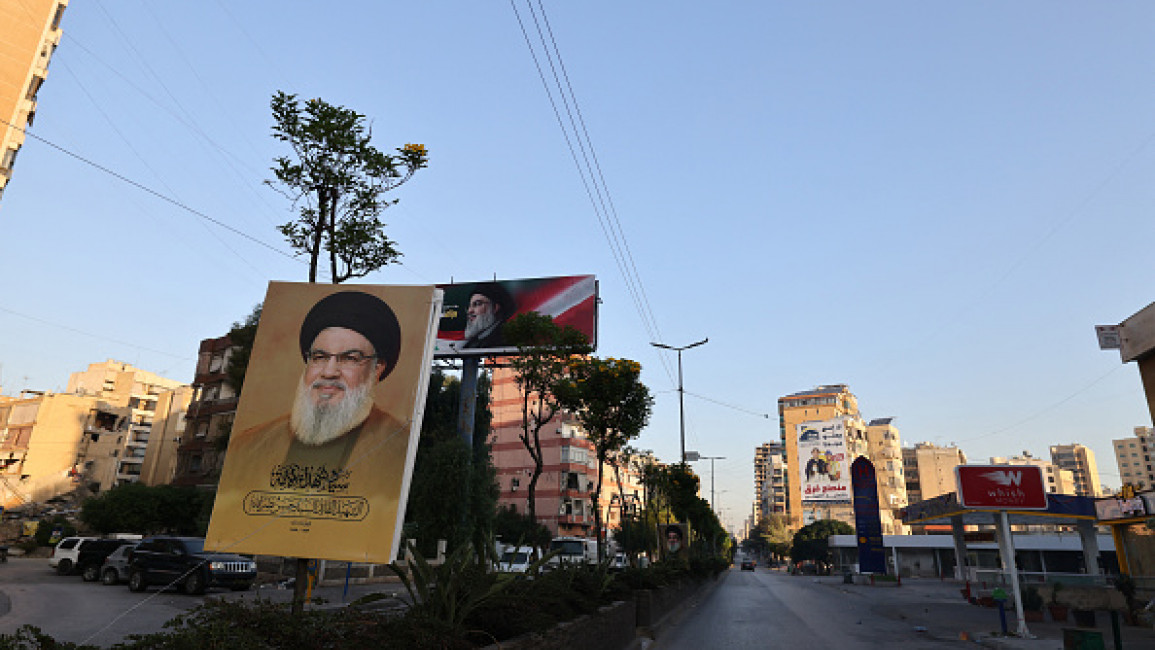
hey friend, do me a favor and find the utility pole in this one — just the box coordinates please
[650,338,707,462]
[697,455,725,510]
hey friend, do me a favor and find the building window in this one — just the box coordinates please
[51,4,65,30]
[1,147,18,171]
[510,477,520,491]
[25,76,44,101]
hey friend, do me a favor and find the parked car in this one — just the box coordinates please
[77,539,137,582]
[127,537,257,595]
[100,543,138,585]
[49,537,99,575]
[740,559,756,571]
[497,546,535,573]
[609,553,629,571]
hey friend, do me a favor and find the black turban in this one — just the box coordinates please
[299,291,401,380]
[470,282,515,319]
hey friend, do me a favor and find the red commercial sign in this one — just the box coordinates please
[955,465,1048,510]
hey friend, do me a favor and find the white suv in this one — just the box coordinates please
[49,536,98,575]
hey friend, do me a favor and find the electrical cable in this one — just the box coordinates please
[0,116,301,263]
[509,0,675,385]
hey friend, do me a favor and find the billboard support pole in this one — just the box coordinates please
[456,356,479,529]
[457,356,479,449]
[995,510,1029,637]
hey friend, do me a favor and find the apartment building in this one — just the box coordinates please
[754,441,786,522]
[865,418,908,534]
[1049,443,1102,497]
[0,391,98,508]
[65,360,186,489]
[902,442,967,504]
[778,384,863,528]
[989,452,1075,495]
[172,335,239,487]
[0,0,67,201]
[1113,427,1154,491]
[489,365,646,538]
[138,385,195,486]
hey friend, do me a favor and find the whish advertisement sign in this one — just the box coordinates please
[955,465,1048,510]
[798,418,851,503]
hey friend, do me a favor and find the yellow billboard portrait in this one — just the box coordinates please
[205,282,441,564]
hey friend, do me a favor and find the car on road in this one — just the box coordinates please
[99,543,139,585]
[740,559,756,571]
[126,536,257,595]
[49,537,99,575]
[497,546,535,573]
[77,539,137,582]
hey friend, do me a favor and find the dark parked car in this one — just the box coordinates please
[740,559,756,571]
[99,543,139,585]
[127,537,257,595]
[76,539,137,582]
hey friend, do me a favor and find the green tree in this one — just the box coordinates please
[266,91,428,283]
[80,484,211,536]
[405,370,498,556]
[504,312,591,526]
[790,519,854,569]
[556,357,653,562]
[224,303,261,394]
[493,505,552,549]
[744,513,791,561]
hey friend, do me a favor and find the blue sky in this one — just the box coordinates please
[3,1,1155,532]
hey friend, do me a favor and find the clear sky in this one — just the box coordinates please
[3,2,1154,534]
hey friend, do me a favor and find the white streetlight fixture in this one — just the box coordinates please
[651,338,707,462]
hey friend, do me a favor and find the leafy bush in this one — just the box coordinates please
[112,598,467,650]
[0,625,98,650]
[1020,585,1044,611]
[33,517,76,547]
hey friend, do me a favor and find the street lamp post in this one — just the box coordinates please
[651,338,707,462]
[700,455,725,510]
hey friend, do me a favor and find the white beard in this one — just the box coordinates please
[464,309,498,341]
[289,374,374,446]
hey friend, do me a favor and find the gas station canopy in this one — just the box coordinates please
[903,492,1097,527]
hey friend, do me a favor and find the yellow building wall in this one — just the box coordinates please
[0,0,66,197]
[139,386,193,486]
[779,387,859,529]
[6,393,91,507]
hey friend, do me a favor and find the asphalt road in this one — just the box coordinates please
[0,558,406,647]
[655,568,970,649]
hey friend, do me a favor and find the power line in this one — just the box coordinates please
[684,390,771,419]
[509,0,674,384]
[0,117,301,263]
[0,304,194,362]
[955,364,1126,444]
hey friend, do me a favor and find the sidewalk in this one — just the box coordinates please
[812,575,1155,649]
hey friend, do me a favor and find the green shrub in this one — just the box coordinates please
[1020,585,1044,611]
[33,517,76,547]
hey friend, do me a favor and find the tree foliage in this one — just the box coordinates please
[743,514,792,560]
[224,304,262,393]
[266,91,428,283]
[79,483,212,536]
[631,462,728,561]
[556,357,652,561]
[789,519,854,566]
[405,371,498,556]
[503,312,591,526]
[492,505,552,549]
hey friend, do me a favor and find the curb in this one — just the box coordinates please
[632,570,730,649]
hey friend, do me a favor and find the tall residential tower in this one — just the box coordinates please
[0,0,67,201]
